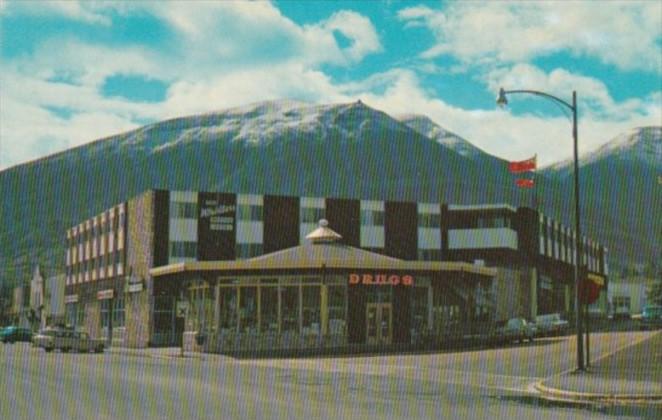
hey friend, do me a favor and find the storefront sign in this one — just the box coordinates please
[64,294,79,304]
[200,202,235,231]
[349,273,414,286]
[176,301,189,318]
[125,283,143,293]
[97,289,114,300]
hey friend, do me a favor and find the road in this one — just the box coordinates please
[1,331,660,419]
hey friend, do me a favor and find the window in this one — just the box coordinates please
[237,204,263,221]
[302,286,320,335]
[327,285,346,334]
[361,209,385,226]
[281,286,299,333]
[169,241,197,259]
[170,201,198,219]
[235,243,263,259]
[418,212,440,228]
[113,296,125,327]
[410,286,428,335]
[239,287,258,333]
[301,207,325,224]
[218,287,238,332]
[260,286,279,333]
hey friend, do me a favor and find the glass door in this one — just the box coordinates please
[366,303,392,345]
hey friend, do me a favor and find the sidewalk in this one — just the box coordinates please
[535,330,662,404]
[107,346,206,360]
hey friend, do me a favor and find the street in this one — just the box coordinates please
[2,331,660,419]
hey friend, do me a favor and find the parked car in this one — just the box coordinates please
[639,305,662,330]
[534,313,569,337]
[495,317,537,344]
[0,326,33,343]
[32,328,105,353]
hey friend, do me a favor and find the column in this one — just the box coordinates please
[530,267,538,319]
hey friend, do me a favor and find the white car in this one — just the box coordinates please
[534,313,570,337]
[33,328,105,353]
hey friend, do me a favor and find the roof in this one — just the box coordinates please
[149,219,496,278]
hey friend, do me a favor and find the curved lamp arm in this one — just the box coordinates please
[497,87,575,111]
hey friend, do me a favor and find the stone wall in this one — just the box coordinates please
[85,301,100,338]
[493,266,533,321]
[124,191,155,348]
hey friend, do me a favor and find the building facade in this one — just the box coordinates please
[63,189,608,351]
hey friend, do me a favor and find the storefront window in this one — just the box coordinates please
[154,295,175,335]
[327,285,346,335]
[410,286,428,335]
[112,296,125,327]
[281,286,299,333]
[100,300,111,329]
[218,287,238,333]
[239,287,258,333]
[260,286,278,333]
[301,286,320,335]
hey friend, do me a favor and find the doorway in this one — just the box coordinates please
[366,303,392,345]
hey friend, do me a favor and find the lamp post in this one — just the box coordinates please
[496,88,585,371]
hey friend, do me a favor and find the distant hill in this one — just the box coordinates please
[0,100,659,286]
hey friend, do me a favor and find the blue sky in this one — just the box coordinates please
[1,0,660,169]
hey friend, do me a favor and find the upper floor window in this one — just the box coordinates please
[237,204,263,222]
[169,241,197,259]
[361,209,385,226]
[301,207,325,224]
[418,212,440,228]
[170,201,198,219]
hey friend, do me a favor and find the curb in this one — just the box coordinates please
[534,381,662,405]
[107,348,205,360]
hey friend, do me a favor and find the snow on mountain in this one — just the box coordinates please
[546,126,661,171]
[397,114,493,160]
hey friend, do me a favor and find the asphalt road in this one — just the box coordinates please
[1,331,660,419]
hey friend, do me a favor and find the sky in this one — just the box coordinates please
[0,0,660,170]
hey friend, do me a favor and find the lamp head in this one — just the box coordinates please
[496,87,508,107]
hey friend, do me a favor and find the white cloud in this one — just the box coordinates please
[398,2,662,72]
[352,70,661,166]
[1,0,111,25]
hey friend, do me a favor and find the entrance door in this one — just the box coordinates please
[366,303,392,345]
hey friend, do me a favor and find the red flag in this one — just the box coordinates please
[509,156,536,173]
[515,178,534,188]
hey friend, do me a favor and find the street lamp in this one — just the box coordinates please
[496,87,585,371]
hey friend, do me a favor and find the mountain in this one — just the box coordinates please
[397,114,493,161]
[0,100,659,286]
[542,126,661,270]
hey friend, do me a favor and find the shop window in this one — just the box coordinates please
[112,296,125,327]
[302,286,320,335]
[101,300,111,329]
[281,286,299,333]
[218,287,238,333]
[410,287,428,335]
[66,303,77,327]
[260,286,279,333]
[154,296,175,334]
[239,287,258,333]
[327,285,347,335]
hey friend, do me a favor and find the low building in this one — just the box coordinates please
[63,189,608,351]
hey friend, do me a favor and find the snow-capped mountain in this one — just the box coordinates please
[0,100,659,284]
[397,114,495,161]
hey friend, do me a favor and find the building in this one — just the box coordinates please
[63,190,607,352]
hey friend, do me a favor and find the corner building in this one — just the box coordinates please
[63,190,607,353]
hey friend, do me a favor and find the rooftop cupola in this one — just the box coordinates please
[305,219,342,244]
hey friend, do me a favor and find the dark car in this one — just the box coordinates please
[639,305,662,330]
[0,326,33,343]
